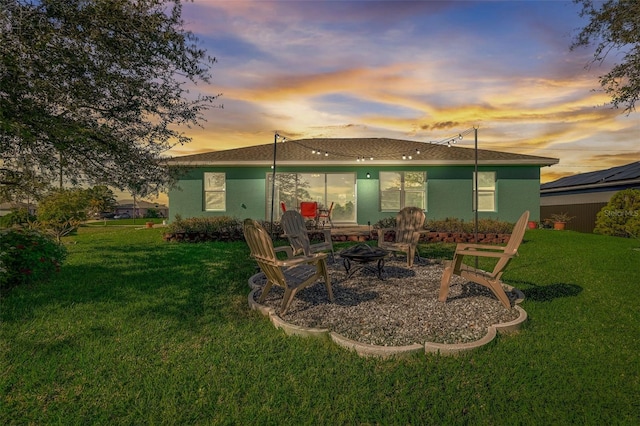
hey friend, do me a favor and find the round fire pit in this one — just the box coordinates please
[339,243,389,280]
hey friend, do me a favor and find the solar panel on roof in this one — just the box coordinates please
[541,161,640,189]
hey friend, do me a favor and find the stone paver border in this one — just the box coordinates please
[248,273,528,358]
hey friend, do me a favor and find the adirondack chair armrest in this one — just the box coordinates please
[456,248,514,259]
[274,246,294,258]
[409,230,422,244]
[456,243,507,253]
[305,229,332,241]
[279,252,327,268]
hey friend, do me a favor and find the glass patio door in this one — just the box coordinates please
[267,172,356,223]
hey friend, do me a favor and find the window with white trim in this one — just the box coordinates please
[473,171,496,212]
[379,171,426,211]
[204,172,226,211]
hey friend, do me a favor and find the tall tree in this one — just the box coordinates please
[0,0,219,199]
[571,0,640,114]
[85,185,117,217]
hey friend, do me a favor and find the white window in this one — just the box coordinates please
[473,171,496,212]
[204,172,226,211]
[379,171,426,211]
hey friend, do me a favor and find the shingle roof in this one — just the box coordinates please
[541,161,640,190]
[116,199,168,209]
[166,138,558,166]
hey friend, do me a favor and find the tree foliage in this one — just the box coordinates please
[85,185,117,217]
[35,188,89,242]
[572,0,640,114]
[0,0,219,200]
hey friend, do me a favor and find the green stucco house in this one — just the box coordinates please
[166,138,558,225]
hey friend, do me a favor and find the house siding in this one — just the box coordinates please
[169,164,543,225]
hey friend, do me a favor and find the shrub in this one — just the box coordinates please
[594,189,640,238]
[164,216,285,243]
[165,216,245,242]
[0,228,67,290]
[373,215,514,234]
[426,217,467,233]
[373,216,397,229]
[0,208,36,228]
[144,208,160,218]
[475,218,516,234]
[35,188,89,242]
[421,217,516,233]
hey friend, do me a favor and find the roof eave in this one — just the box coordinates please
[166,159,559,167]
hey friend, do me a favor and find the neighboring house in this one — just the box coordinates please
[540,161,640,233]
[115,199,169,218]
[167,138,558,225]
[0,201,37,217]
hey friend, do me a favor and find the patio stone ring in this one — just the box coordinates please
[248,256,527,357]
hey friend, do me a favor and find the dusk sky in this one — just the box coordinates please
[157,0,638,201]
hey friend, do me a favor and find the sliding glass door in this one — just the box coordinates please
[267,172,356,223]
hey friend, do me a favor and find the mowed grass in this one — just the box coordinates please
[1,226,639,424]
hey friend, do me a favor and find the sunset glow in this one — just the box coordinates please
[165,0,638,188]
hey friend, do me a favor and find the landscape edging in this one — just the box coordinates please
[247,273,528,358]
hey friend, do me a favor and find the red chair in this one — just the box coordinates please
[317,202,334,228]
[280,202,287,212]
[299,202,318,225]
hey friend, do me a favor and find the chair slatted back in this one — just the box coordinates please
[490,210,530,277]
[243,219,286,285]
[395,207,426,244]
[281,210,313,256]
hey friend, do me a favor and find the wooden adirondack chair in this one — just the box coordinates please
[281,210,335,261]
[243,219,333,315]
[377,206,426,267]
[439,210,530,308]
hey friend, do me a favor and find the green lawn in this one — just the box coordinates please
[1,227,639,424]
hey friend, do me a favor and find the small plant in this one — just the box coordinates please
[550,212,575,223]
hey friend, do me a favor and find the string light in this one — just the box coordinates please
[430,127,476,145]
[289,127,477,162]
